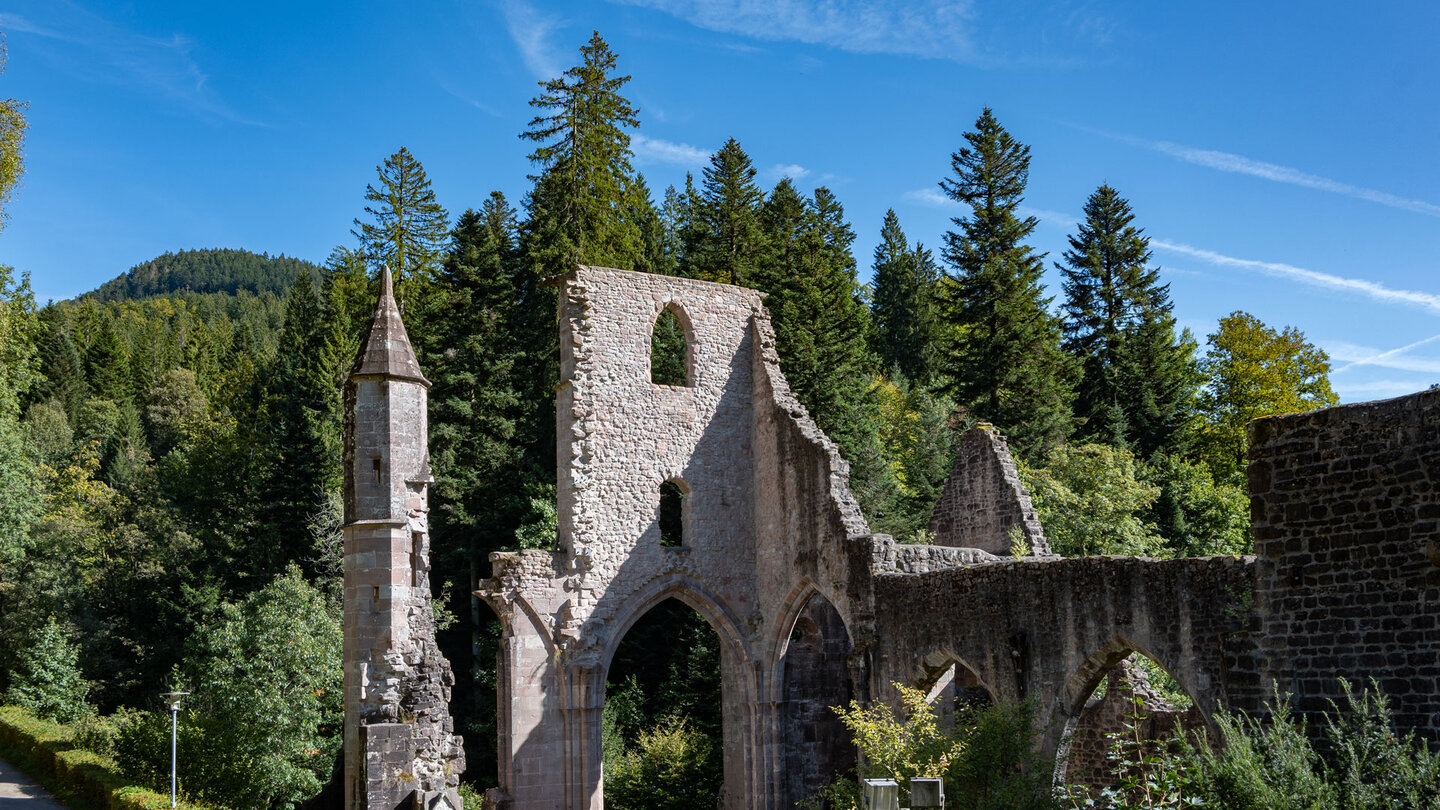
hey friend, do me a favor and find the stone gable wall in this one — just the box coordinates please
[927,425,1050,556]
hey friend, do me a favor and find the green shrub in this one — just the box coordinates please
[112,566,342,809]
[830,684,1059,810]
[5,618,93,723]
[604,716,722,810]
[0,703,201,810]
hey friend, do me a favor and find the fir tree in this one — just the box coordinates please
[258,270,337,580]
[352,146,450,311]
[870,209,941,386]
[520,31,646,276]
[1059,185,1198,455]
[34,314,88,424]
[687,138,765,285]
[429,194,525,551]
[755,184,894,526]
[938,108,1074,457]
[84,313,131,406]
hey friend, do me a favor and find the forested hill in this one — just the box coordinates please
[84,248,321,301]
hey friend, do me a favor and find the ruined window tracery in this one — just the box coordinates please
[650,304,691,386]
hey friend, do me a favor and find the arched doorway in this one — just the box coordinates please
[602,597,724,808]
[779,592,854,808]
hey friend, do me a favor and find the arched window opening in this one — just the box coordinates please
[780,593,854,808]
[1057,650,1203,795]
[919,660,993,734]
[659,479,687,547]
[603,598,723,807]
[650,306,690,386]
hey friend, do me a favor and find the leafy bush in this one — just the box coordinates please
[4,617,93,723]
[604,716,722,810]
[830,684,1058,810]
[113,566,342,808]
[1020,444,1165,557]
[1064,680,1440,810]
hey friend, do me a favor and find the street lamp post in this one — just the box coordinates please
[161,692,189,808]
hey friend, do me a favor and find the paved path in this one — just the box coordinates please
[0,756,66,808]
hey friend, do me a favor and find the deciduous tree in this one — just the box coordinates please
[1197,311,1337,477]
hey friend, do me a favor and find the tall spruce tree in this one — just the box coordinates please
[1059,185,1198,455]
[427,194,528,785]
[687,138,765,285]
[754,183,896,526]
[352,146,450,311]
[870,209,940,386]
[938,108,1074,457]
[258,270,337,580]
[521,31,647,276]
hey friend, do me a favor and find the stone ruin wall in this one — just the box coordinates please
[927,425,1050,556]
[397,264,1440,808]
[1245,388,1440,739]
[1060,659,1206,789]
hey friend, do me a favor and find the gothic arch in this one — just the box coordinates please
[649,300,697,387]
[598,574,754,682]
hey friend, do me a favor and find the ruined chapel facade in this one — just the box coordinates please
[343,265,1440,810]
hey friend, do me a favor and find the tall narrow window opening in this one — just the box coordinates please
[651,306,689,386]
[659,480,687,547]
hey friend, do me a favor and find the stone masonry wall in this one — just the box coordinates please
[870,554,1256,761]
[928,425,1050,556]
[1246,389,1440,739]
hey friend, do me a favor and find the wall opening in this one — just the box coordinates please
[443,595,503,795]
[917,658,994,735]
[780,593,855,808]
[1056,649,1204,794]
[650,305,690,386]
[659,479,688,547]
[603,598,723,807]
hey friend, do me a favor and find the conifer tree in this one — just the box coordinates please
[352,146,450,310]
[34,315,88,424]
[258,270,337,579]
[521,31,647,276]
[429,193,524,552]
[632,175,678,276]
[687,138,765,285]
[870,209,941,386]
[938,108,1074,457]
[1059,185,1199,455]
[84,314,131,406]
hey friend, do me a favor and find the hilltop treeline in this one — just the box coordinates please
[0,32,1342,804]
[86,248,321,302]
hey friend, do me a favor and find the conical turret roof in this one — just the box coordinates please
[352,266,430,387]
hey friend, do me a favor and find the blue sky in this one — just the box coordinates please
[1,0,1438,402]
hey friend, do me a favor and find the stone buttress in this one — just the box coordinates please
[344,268,465,810]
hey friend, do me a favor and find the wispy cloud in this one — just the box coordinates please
[1331,379,1433,399]
[497,0,565,80]
[1095,129,1440,218]
[902,185,1440,322]
[1330,333,1440,374]
[903,187,954,208]
[1151,239,1440,317]
[607,0,978,62]
[438,82,503,118]
[632,133,712,167]
[1325,341,1440,375]
[2,2,258,124]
